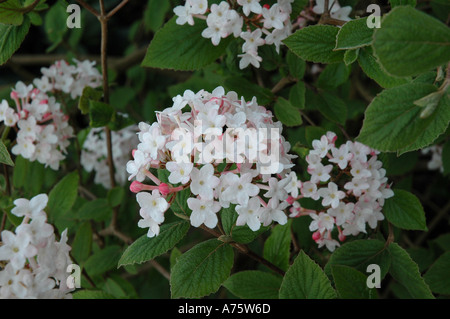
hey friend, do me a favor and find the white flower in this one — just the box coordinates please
[187,197,221,228]
[0,231,37,270]
[284,172,301,198]
[309,163,332,183]
[190,163,220,200]
[11,193,48,219]
[136,190,168,237]
[301,181,320,200]
[310,135,331,158]
[262,4,288,30]
[236,197,262,231]
[259,198,288,226]
[317,182,345,209]
[238,50,263,69]
[241,29,265,53]
[174,3,195,25]
[329,144,352,169]
[264,176,291,201]
[237,0,262,16]
[221,173,260,206]
[327,202,354,226]
[309,212,335,233]
[166,161,194,185]
[138,127,166,160]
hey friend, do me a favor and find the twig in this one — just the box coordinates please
[199,225,285,276]
[106,0,130,19]
[76,0,100,17]
[271,76,295,94]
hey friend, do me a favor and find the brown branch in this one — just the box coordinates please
[271,76,295,94]
[76,0,100,17]
[199,225,285,276]
[106,0,130,19]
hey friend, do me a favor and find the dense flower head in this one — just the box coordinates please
[1,82,73,170]
[173,0,352,69]
[174,0,294,69]
[289,132,394,252]
[81,124,139,189]
[35,59,102,99]
[0,194,73,299]
[127,86,298,237]
[0,59,102,170]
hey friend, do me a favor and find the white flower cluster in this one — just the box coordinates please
[173,0,294,69]
[289,132,394,252]
[81,125,139,189]
[126,86,298,237]
[421,145,443,173]
[34,59,102,99]
[0,59,101,170]
[0,194,73,299]
[0,82,73,170]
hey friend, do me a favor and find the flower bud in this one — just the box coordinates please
[158,183,170,196]
[130,181,144,193]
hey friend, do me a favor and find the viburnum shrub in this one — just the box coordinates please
[0,0,449,302]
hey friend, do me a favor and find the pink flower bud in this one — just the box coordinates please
[130,181,144,193]
[338,232,346,242]
[10,91,19,99]
[131,149,137,157]
[158,183,170,196]
[286,196,296,205]
[312,231,321,242]
[263,4,271,9]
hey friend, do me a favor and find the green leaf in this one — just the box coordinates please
[389,0,416,8]
[47,171,79,223]
[223,271,282,299]
[107,187,125,208]
[142,17,231,71]
[316,91,348,125]
[89,100,115,127]
[118,220,190,267]
[325,239,391,279]
[424,251,450,295]
[85,245,123,277]
[263,221,292,272]
[273,97,303,127]
[357,83,450,153]
[286,49,306,79]
[284,25,344,64]
[335,18,374,50]
[388,243,434,299]
[343,48,359,66]
[316,62,351,89]
[170,239,234,298]
[73,290,116,299]
[0,0,24,25]
[224,76,275,105]
[384,189,427,231]
[76,198,113,222]
[0,140,14,166]
[373,6,450,77]
[78,86,103,115]
[279,251,336,299]
[143,0,170,33]
[331,265,378,299]
[357,47,410,89]
[44,2,68,51]
[0,16,30,65]
[71,222,93,264]
[289,81,305,109]
[12,155,28,188]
